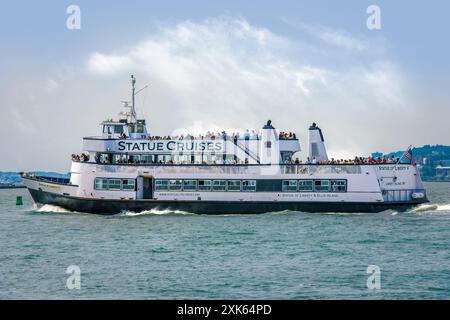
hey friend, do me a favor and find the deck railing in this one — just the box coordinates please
[79,163,367,175]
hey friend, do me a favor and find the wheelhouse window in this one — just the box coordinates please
[183,180,197,191]
[155,180,168,191]
[331,180,347,192]
[242,180,256,192]
[298,180,313,192]
[136,124,145,133]
[114,125,124,134]
[168,179,182,191]
[198,180,212,191]
[282,180,297,192]
[314,180,330,192]
[212,180,226,191]
[227,180,241,192]
[103,125,113,134]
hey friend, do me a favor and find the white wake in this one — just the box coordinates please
[120,209,194,216]
[410,203,450,213]
[35,204,72,213]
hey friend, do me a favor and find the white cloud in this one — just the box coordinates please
[88,53,134,74]
[281,19,368,52]
[317,29,366,51]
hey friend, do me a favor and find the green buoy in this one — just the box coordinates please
[16,196,23,206]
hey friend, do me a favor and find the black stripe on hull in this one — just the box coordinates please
[28,189,427,215]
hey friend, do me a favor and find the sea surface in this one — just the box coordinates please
[1,182,449,299]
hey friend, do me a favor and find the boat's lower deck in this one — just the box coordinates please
[28,188,427,215]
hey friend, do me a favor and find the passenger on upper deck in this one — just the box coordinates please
[279,131,297,140]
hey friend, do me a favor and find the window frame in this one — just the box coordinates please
[198,180,212,191]
[107,179,122,191]
[155,179,169,191]
[227,180,242,192]
[330,179,347,192]
[122,179,136,191]
[183,179,197,191]
[168,179,183,191]
[314,179,330,192]
[282,180,298,192]
[298,179,313,192]
[242,180,257,192]
[212,180,227,192]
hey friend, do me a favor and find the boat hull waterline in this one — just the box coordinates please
[28,188,426,215]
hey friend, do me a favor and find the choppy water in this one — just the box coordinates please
[0,182,449,299]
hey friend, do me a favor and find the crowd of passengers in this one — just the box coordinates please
[73,153,400,165]
[71,153,89,162]
[118,130,297,141]
[279,131,297,140]
[294,155,399,165]
[96,154,253,165]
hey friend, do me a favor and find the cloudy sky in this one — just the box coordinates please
[0,0,449,171]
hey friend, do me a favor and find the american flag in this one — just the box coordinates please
[401,146,415,165]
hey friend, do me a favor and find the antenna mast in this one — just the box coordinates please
[131,74,137,123]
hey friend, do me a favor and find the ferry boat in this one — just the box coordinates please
[22,76,428,215]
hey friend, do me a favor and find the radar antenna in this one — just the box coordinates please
[131,75,137,123]
[129,75,149,124]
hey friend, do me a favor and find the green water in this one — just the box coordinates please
[0,182,449,299]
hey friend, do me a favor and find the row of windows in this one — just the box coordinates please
[102,124,145,135]
[94,178,136,191]
[104,153,241,165]
[93,178,346,193]
[282,179,347,192]
[155,179,257,192]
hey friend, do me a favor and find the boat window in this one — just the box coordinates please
[331,180,347,192]
[94,178,138,191]
[183,180,197,191]
[136,124,145,133]
[168,179,182,191]
[155,180,168,191]
[140,155,155,164]
[122,179,136,191]
[314,180,330,192]
[227,180,241,192]
[114,154,127,164]
[103,125,113,134]
[108,179,122,190]
[96,153,112,164]
[212,180,227,191]
[298,180,313,192]
[94,178,108,190]
[114,125,124,134]
[198,180,212,191]
[128,124,135,133]
[282,180,297,192]
[242,180,256,192]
